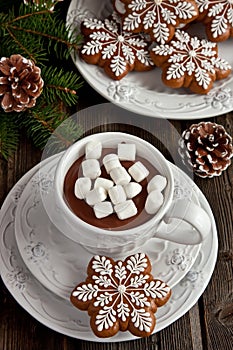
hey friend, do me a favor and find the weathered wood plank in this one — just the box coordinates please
[160,311,198,350]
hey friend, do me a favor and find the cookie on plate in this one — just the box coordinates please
[196,0,233,42]
[150,30,232,94]
[80,12,154,80]
[70,253,171,338]
[118,0,199,44]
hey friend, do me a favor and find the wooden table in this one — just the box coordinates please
[1,0,233,345]
[1,79,233,350]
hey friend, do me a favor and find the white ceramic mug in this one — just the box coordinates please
[44,132,211,256]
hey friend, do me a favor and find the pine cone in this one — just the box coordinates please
[0,54,44,112]
[178,122,233,178]
[23,0,63,9]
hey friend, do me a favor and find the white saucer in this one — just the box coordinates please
[0,156,218,342]
[66,0,233,119]
[14,154,200,300]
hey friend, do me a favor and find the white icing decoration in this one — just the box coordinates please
[92,255,113,275]
[122,0,198,43]
[129,274,149,288]
[115,261,127,282]
[72,284,98,301]
[131,309,152,333]
[118,284,126,293]
[72,253,171,333]
[117,302,130,322]
[95,306,117,331]
[196,0,233,39]
[152,30,232,90]
[94,292,113,307]
[144,280,170,298]
[126,252,148,273]
[81,12,154,76]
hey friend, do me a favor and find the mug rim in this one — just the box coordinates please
[54,132,174,237]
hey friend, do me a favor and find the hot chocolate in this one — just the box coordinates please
[47,132,209,254]
[63,147,160,230]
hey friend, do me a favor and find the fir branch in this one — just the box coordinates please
[8,9,52,24]
[17,101,83,154]
[42,66,83,106]
[46,84,77,96]
[1,4,82,63]
[0,9,48,63]
[5,26,35,62]
[0,30,48,64]
[44,117,83,157]
[0,2,84,159]
[0,113,19,159]
[18,102,65,149]
[8,24,81,52]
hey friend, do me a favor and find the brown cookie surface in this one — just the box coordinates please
[196,0,233,42]
[150,30,232,94]
[120,0,199,43]
[70,253,171,338]
[80,12,154,80]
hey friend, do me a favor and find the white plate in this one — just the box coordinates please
[14,154,200,300]
[67,0,233,119]
[0,157,218,342]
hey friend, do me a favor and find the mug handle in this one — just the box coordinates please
[153,199,211,245]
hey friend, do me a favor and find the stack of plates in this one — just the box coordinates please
[67,0,233,120]
[0,152,218,342]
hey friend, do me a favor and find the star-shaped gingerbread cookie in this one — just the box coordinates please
[70,253,171,338]
[80,12,154,80]
[119,0,199,43]
[150,30,232,94]
[196,0,233,42]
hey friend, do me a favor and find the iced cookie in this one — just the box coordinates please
[196,0,233,42]
[80,12,154,80]
[70,253,171,338]
[119,0,199,43]
[150,30,232,94]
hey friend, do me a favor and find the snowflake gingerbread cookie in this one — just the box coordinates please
[118,0,199,43]
[150,30,232,94]
[196,0,233,42]
[80,12,154,80]
[70,253,171,338]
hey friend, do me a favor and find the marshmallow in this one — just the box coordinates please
[93,201,113,219]
[74,177,92,199]
[145,190,164,215]
[85,140,102,159]
[103,154,121,173]
[114,200,138,220]
[128,161,149,182]
[108,185,126,205]
[86,187,107,206]
[110,167,131,186]
[147,175,167,193]
[124,182,142,199]
[82,159,101,179]
[94,177,114,191]
[118,143,136,161]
